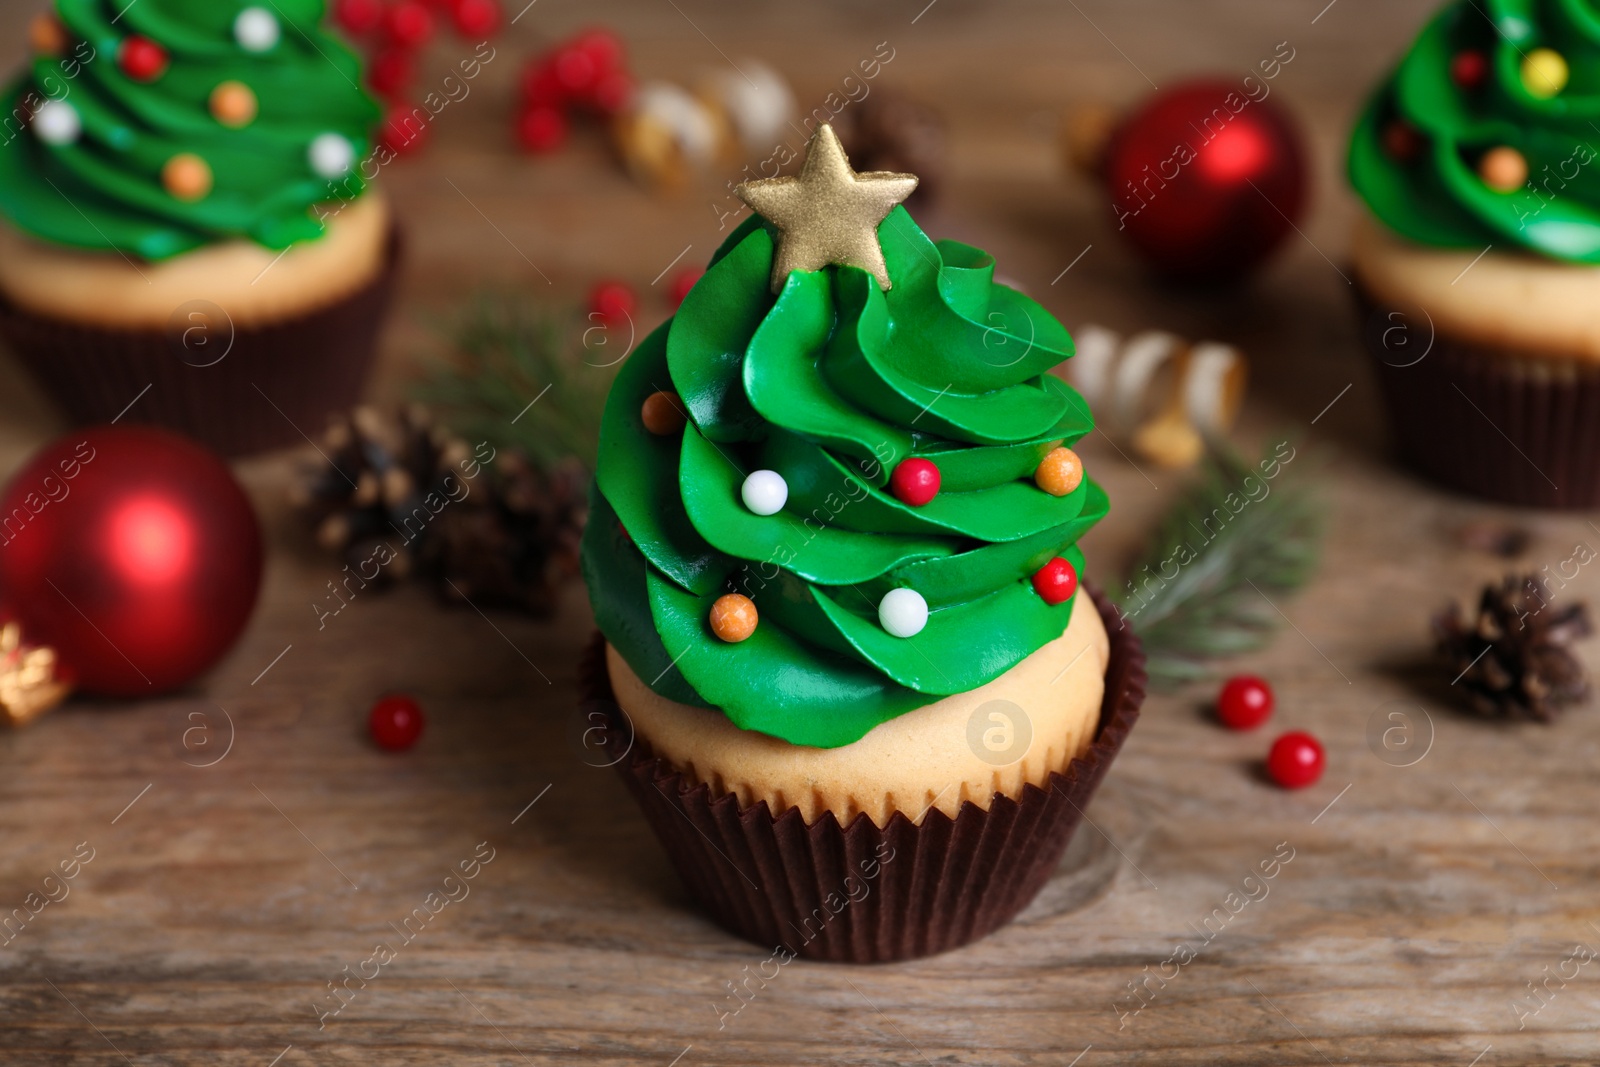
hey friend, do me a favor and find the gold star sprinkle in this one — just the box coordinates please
[735,124,918,293]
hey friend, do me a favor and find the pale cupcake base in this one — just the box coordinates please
[1351,212,1600,362]
[0,193,391,330]
[605,585,1110,828]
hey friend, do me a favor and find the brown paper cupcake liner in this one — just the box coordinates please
[1356,281,1600,509]
[580,586,1146,963]
[0,226,402,458]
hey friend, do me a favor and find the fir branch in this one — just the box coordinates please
[414,294,617,472]
[1113,445,1324,687]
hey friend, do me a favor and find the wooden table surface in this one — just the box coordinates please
[3,0,1598,1063]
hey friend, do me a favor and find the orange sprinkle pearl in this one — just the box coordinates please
[1479,146,1528,193]
[1035,446,1084,497]
[641,390,687,435]
[210,81,258,128]
[162,153,213,201]
[710,593,758,643]
[29,13,65,56]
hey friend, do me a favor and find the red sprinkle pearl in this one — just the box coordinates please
[1031,557,1078,605]
[1451,49,1488,89]
[333,0,385,35]
[517,104,567,153]
[589,280,637,325]
[1267,731,1324,789]
[119,36,168,82]
[667,266,704,309]
[890,458,941,506]
[1217,675,1274,730]
[452,0,502,37]
[369,694,426,751]
[386,1,434,48]
[1382,120,1421,162]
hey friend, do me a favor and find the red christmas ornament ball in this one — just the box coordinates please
[0,427,262,697]
[1266,731,1325,790]
[1217,674,1274,729]
[589,280,637,325]
[1030,557,1078,605]
[890,458,941,506]
[385,1,434,48]
[667,266,704,308]
[333,0,385,35]
[1103,80,1308,282]
[369,694,426,751]
[452,0,501,37]
[516,104,567,153]
[553,43,601,97]
[118,36,168,82]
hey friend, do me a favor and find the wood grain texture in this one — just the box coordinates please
[1,0,1596,1063]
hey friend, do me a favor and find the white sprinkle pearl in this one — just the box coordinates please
[740,470,788,516]
[234,7,280,52]
[33,100,80,145]
[308,132,355,178]
[879,588,928,639]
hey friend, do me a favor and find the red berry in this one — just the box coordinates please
[333,0,385,35]
[119,36,168,82]
[589,280,637,324]
[386,1,434,48]
[369,694,425,751]
[1266,731,1324,790]
[516,104,568,153]
[571,28,625,74]
[1217,674,1274,730]
[381,104,429,154]
[1451,49,1488,89]
[521,59,565,105]
[588,68,635,114]
[890,458,941,507]
[452,0,501,36]
[667,266,703,309]
[553,45,600,97]
[1030,557,1078,605]
[367,49,415,98]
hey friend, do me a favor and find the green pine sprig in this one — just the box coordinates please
[1112,445,1324,688]
[414,294,618,472]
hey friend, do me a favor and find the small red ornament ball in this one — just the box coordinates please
[890,458,941,506]
[333,0,384,35]
[667,266,704,309]
[517,104,567,153]
[1217,674,1274,730]
[1267,731,1325,790]
[369,694,426,751]
[367,49,414,98]
[0,427,263,697]
[1451,49,1488,89]
[381,104,428,154]
[1103,79,1308,283]
[1031,557,1078,605]
[118,36,168,82]
[452,0,502,37]
[385,1,434,48]
[571,28,625,76]
[589,280,637,325]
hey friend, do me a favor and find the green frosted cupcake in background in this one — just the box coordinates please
[0,1,398,455]
[1349,0,1600,508]
[581,126,1145,963]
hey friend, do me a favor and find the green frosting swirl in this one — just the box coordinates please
[582,208,1105,749]
[0,0,379,260]
[1349,0,1600,261]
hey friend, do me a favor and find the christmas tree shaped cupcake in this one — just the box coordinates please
[1350,0,1600,507]
[0,1,397,455]
[582,125,1145,962]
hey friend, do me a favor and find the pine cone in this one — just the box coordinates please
[1434,575,1593,722]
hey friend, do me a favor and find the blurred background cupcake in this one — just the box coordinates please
[1349,0,1600,508]
[0,1,398,456]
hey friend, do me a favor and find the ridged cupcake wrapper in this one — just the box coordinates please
[1356,282,1600,509]
[0,227,402,458]
[581,587,1146,963]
